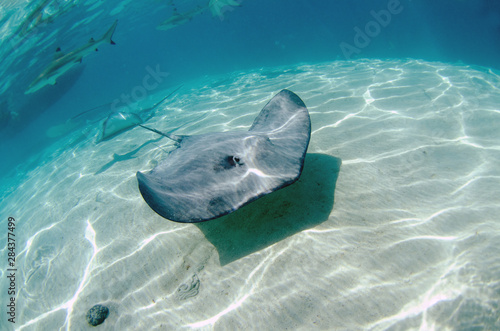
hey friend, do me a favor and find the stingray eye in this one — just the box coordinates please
[214,155,244,171]
[230,156,244,166]
[227,155,241,167]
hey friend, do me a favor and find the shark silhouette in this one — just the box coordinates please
[25,20,118,94]
[157,6,207,30]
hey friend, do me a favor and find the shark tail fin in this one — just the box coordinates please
[102,20,118,45]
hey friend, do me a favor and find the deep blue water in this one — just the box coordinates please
[1,0,499,179]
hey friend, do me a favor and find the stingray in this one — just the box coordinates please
[99,111,143,141]
[97,85,183,142]
[137,89,311,223]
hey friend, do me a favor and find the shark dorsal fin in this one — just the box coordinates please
[89,37,95,43]
[54,47,64,60]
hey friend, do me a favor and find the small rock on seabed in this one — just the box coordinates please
[86,304,109,326]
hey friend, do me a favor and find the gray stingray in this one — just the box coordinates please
[100,111,143,141]
[97,85,183,142]
[137,89,311,223]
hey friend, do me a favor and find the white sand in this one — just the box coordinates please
[1,59,499,330]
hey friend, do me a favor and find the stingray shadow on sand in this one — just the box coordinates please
[195,153,341,266]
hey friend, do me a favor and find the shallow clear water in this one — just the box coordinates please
[1,1,500,330]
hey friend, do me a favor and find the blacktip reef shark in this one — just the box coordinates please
[156,0,241,30]
[2,0,54,51]
[25,20,118,94]
[15,0,53,37]
[137,89,311,223]
[157,5,208,31]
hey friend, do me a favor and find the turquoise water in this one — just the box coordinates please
[1,1,500,330]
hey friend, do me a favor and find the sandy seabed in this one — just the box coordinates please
[1,59,499,330]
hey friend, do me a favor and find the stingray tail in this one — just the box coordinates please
[139,124,184,143]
